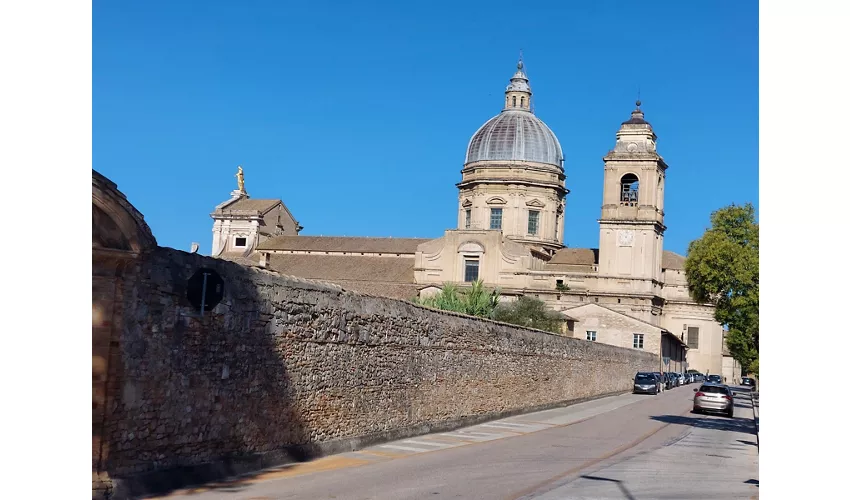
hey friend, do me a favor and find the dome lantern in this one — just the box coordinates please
[504,59,532,111]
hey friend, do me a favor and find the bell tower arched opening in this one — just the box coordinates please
[620,173,639,206]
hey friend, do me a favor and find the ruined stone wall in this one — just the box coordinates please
[103,246,656,494]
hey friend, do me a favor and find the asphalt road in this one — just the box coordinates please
[152,384,759,500]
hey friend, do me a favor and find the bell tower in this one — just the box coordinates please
[597,101,667,294]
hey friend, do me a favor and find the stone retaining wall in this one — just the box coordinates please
[98,247,657,498]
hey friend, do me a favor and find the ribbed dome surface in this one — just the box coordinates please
[465,110,563,168]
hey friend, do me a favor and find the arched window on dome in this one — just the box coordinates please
[620,174,639,206]
[512,96,517,107]
[521,96,525,108]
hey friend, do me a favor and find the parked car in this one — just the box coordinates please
[741,377,756,389]
[706,374,722,384]
[693,383,735,418]
[633,372,660,395]
[651,372,665,391]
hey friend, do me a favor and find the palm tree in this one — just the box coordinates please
[414,280,500,319]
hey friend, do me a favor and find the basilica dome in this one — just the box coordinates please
[465,110,564,168]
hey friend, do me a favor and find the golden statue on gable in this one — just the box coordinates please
[235,165,245,193]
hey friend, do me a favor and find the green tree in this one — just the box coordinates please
[493,295,565,334]
[685,203,759,373]
[414,280,500,319]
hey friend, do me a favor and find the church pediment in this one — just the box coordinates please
[525,198,545,208]
[461,198,473,208]
[486,196,507,205]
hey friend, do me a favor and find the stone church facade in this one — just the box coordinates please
[211,60,739,381]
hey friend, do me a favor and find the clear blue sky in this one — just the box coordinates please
[94,1,758,256]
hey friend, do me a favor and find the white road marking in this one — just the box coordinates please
[403,440,454,448]
[480,422,536,430]
[441,431,505,440]
[379,444,432,453]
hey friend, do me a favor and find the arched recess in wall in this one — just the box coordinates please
[92,170,157,255]
[458,241,485,254]
[92,169,157,486]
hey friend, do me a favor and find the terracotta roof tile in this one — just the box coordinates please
[548,248,599,266]
[266,254,416,283]
[218,251,261,267]
[263,253,419,300]
[544,247,687,271]
[662,250,687,270]
[258,236,431,254]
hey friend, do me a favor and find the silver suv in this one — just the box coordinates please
[692,383,734,418]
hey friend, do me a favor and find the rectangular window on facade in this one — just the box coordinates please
[528,210,540,236]
[586,331,597,341]
[464,258,480,282]
[234,237,247,247]
[528,210,539,235]
[633,333,644,349]
[489,208,502,230]
[687,326,700,349]
[465,209,472,229]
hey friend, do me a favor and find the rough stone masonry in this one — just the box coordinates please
[95,245,657,498]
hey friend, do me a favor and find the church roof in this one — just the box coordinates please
[548,248,599,266]
[218,198,281,213]
[257,235,431,254]
[264,254,420,301]
[662,251,687,270]
[218,250,261,266]
[563,304,684,349]
[465,110,563,168]
[546,247,687,270]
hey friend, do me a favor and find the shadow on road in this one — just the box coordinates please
[579,475,636,500]
[649,413,756,435]
[138,462,301,497]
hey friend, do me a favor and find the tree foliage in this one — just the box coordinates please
[414,281,501,319]
[685,203,759,373]
[493,296,564,334]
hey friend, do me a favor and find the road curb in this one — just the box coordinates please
[750,390,759,451]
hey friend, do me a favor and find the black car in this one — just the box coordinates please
[741,377,756,389]
[706,374,723,384]
[650,372,666,391]
[633,372,660,395]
